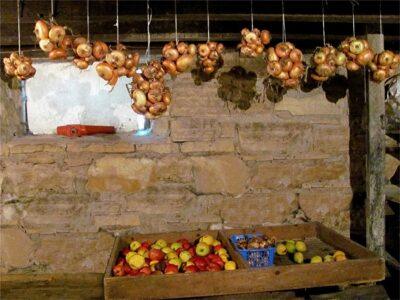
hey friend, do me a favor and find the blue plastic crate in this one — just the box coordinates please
[230,234,276,268]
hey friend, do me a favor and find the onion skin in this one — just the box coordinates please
[372,69,387,82]
[164,48,180,61]
[131,89,147,107]
[289,48,303,63]
[49,48,67,60]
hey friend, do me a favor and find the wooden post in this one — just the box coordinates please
[366,33,385,257]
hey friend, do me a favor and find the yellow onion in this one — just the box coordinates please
[356,49,374,66]
[34,20,49,40]
[76,43,92,58]
[335,52,347,66]
[48,25,66,44]
[110,50,126,67]
[61,35,73,49]
[49,48,67,60]
[16,63,31,77]
[313,51,326,64]
[39,39,55,52]
[131,89,147,107]
[311,73,329,82]
[349,39,365,55]
[372,69,387,82]
[289,48,303,63]
[73,37,87,49]
[92,41,109,61]
[74,58,89,69]
[164,48,180,61]
[346,60,361,71]
[378,50,394,66]
[96,62,114,81]
[198,44,211,57]
[275,42,291,58]
[177,42,188,54]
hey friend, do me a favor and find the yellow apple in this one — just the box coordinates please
[167,252,178,260]
[169,257,182,269]
[219,254,229,263]
[200,235,214,246]
[137,248,149,258]
[125,251,136,262]
[310,256,323,263]
[161,247,173,254]
[212,240,221,246]
[224,261,237,270]
[155,239,168,248]
[130,240,141,251]
[186,261,194,267]
[216,248,228,256]
[127,254,145,269]
[179,250,192,262]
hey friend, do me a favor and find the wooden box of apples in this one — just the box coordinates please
[104,224,385,299]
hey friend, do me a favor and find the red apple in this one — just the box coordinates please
[149,248,165,261]
[116,257,126,265]
[139,266,152,276]
[120,247,131,257]
[176,248,183,255]
[213,244,223,252]
[192,257,207,271]
[184,265,198,273]
[207,254,219,260]
[211,256,224,268]
[112,264,125,276]
[177,238,189,244]
[182,241,191,250]
[123,264,133,274]
[207,262,221,272]
[164,264,179,274]
[141,241,151,249]
[188,247,196,257]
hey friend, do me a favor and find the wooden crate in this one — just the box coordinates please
[104,223,385,299]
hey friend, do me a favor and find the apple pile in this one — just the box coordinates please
[34,19,72,60]
[276,240,348,264]
[3,52,36,80]
[237,28,271,58]
[369,50,400,83]
[310,45,347,82]
[161,41,197,76]
[197,42,225,75]
[266,42,305,89]
[112,234,237,277]
[339,37,374,72]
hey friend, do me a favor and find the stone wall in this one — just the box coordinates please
[0,53,352,274]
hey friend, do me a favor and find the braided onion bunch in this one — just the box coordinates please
[339,37,374,72]
[96,44,140,87]
[161,41,197,76]
[3,52,36,80]
[369,50,399,83]
[34,19,71,60]
[130,60,171,119]
[197,41,224,75]
[237,28,271,57]
[310,45,347,82]
[266,42,305,89]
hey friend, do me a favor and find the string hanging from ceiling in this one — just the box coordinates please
[17,0,22,54]
[174,0,179,44]
[115,0,120,44]
[145,0,152,62]
[86,0,90,42]
[321,0,326,45]
[281,0,286,42]
[250,0,254,31]
[206,0,210,42]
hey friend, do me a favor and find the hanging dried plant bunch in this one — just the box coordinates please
[161,41,197,76]
[34,19,72,60]
[237,28,271,58]
[369,50,400,83]
[95,44,140,87]
[129,60,171,119]
[339,37,374,72]
[197,41,224,75]
[265,42,305,89]
[3,52,36,80]
[310,45,347,82]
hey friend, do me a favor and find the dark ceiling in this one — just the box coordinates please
[1,0,399,54]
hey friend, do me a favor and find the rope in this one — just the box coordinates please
[281,0,286,42]
[206,0,210,42]
[352,5,355,37]
[145,0,152,62]
[379,0,383,35]
[321,0,326,45]
[17,0,21,55]
[174,0,178,44]
[115,0,119,44]
[250,0,254,30]
[86,0,90,42]
[50,0,54,22]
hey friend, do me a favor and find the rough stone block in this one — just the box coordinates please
[136,142,179,154]
[0,227,35,269]
[180,139,235,153]
[156,156,193,183]
[93,212,140,229]
[171,117,235,142]
[67,141,136,153]
[87,156,157,193]
[191,155,250,195]
[312,124,349,155]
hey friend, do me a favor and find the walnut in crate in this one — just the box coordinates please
[34,19,72,60]
[197,41,224,75]
[238,28,271,57]
[338,37,374,72]
[236,235,276,250]
[310,45,347,82]
[130,60,171,119]
[266,42,305,89]
[3,52,36,80]
[161,41,197,76]
[369,50,399,83]
[96,44,140,87]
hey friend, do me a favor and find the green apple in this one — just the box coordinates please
[169,257,182,269]
[276,243,287,255]
[324,255,333,262]
[286,242,296,254]
[161,247,173,254]
[294,252,304,264]
[155,239,168,249]
[310,256,323,263]
[179,250,192,262]
[295,241,307,252]
[151,244,162,250]
[200,235,214,246]
[127,254,145,269]
[137,248,149,258]
[167,252,178,260]
[130,240,141,251]
[195,242,210,256]
[125,251,136,262]
[170,242,182,251]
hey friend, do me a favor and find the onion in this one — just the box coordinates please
[315,63,332,77]
[110,50,126,67]
[34,20,49,40]
[284,78,299,88]
[49,48,67,60]
[346,60,361,72]
[216,43,224,54]
[74,59,89,69]
[162,91,172,105]
[372,69,387,82]
[162,42,174,56]
[5,64,16,76]
[188,44,197,56]
[313,51,326,65]
[378,50,394,66]
[335,52,347,66]
[148,89,163,103]
[149,102,167,115]
[164,48,179,61]
[277,71,289,80]
[289,65,303,79]
[107,70,119,86]
[149,81,163,90]
[92,41,109,60]
[244,32,258,44]
[203,66,214,74]
[368,62,378,72]
[16,63,31,76]
[61,35,73,49]
[162,60,177,75]
[311,73,329,82]
[76,43,92,58]
[48,25,66,44]
[207,42,217,51]
[177,42,188,54]
[131,89,147,107]
[356,49,374,66]
[202,58,214,68]
[285,42,295,50]
[73,37,87,49]
[139,81,150,93]
[198,44,210,57]
[176,54,194,72]
[117,66,128,77]
[260,30,271,45]
[280,58,293,72]
[267,47,279,62]
[275,43,291,58]
[349,39,364,55]
[96,62,114,81]
[289,48,303,63]
[267,61,282,76]
[39,39,55,52]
